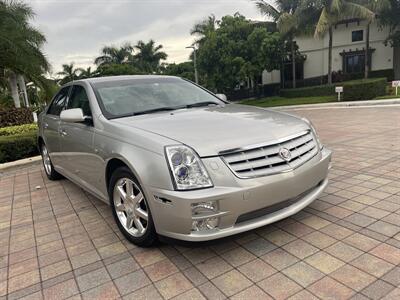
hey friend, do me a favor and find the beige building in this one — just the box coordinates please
[262,19,396,86]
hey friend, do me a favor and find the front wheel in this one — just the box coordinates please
[109,167,157,247]
[40,143,62,180]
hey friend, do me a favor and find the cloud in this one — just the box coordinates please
[30,0,263,72]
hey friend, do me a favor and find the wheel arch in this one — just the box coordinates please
[105,157,143,195]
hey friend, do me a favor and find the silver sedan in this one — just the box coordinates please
[38,75,332,247]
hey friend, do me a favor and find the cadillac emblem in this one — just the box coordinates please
[279,147,292,162]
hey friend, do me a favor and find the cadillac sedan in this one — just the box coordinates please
[38,75,331,246]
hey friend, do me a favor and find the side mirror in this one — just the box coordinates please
[216,94,227,101]
[60,108,85,123]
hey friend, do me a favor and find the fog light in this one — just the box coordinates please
[192,217,219,231]
[191,201,217,215]
[191,201,219,231]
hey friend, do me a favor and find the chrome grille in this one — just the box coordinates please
[220,131,318,178]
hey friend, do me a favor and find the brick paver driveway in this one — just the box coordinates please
[1,106,400,300]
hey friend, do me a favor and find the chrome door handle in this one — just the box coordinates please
[44,123,49,129]
[59,129,67,136]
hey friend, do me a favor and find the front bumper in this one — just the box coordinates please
[148,147,332,242]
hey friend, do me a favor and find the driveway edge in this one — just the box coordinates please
[0,155,42,172]
[270,98,400,110]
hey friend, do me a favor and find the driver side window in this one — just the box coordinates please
[67,85,92,116]
[47,87,70,116]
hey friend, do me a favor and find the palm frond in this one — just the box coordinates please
[342,2,374,21]
[252,0,281,20]
[277,13,297,35]
[314,7,330,38]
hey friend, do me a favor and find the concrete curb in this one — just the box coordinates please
[0,156,41,172]
[270,98,400,110]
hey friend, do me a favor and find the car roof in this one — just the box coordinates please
[65,75,181,86]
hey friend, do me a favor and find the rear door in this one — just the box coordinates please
[58,84,103,196]
[42,86,70,168]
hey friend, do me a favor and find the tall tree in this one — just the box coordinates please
[253,0,302,88]
[94,44,133,66]
[379,0,400,79]
[195,14,282,92]
[77,67,95,79]
[57,63,79,84]
[354,0,390,78]
[134,40,167,73]
[305,0,374,84]
[190,14,218,45]
[0,0,50,107]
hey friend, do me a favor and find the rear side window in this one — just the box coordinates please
[67,85,92,116]
[48,87,70,116]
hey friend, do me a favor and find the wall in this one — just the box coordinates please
[262,20,394,84]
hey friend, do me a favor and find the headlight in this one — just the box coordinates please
[165,145,213,190]
[302,118,323,150]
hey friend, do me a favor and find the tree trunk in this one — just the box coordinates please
[328,26,333,85]
[8,72,20,108]
[17,74,29,107]
[365,23,370,79]
[394,45,400,80]
[291,39,296,89]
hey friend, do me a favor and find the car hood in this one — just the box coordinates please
[113,104,309,157]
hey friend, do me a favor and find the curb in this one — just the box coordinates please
[0,156,41,172]
[270,98,400,110]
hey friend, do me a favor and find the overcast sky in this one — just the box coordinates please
[29,0,265,74]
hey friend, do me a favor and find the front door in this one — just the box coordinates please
[42,86,70,168]
[59,84,103,197]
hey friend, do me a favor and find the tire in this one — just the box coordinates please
[109,166,157,247]
[40,142,63,180]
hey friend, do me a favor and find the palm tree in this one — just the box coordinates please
[0,0,50,108]
[253,0,302,88]
[57,63,79,84]
[190,14,218,45]
[134,40,167,73]
[308,0,374,84]
[77,67,95,79]
[379,0,400,79]
[94,44,133,66]
[355,0,390,78]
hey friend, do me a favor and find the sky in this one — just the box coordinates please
[29,0,265,74]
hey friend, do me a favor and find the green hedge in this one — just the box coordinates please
[280,78,387,101]
[0,131,38,163]
[0,123,38,136]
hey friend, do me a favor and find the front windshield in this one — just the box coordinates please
[92,77,224,119]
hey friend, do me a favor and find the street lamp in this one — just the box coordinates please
[186,46,199,84]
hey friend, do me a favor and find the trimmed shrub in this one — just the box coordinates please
[0,107,33,127]
[280,78,387,101]
[342,78,387,101]
[0,123,37,136]
[0,131,38,163]
[280,84,335,98]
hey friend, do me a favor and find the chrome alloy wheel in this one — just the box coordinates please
[113,178,148,237]
[41,145,52,175]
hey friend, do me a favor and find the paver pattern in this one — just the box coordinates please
[1,106,399,299]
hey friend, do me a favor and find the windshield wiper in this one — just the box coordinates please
[132,107,177,116]
[184,101,221,109]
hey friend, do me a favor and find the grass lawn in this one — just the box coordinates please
[374,94,400,100]
[239,95,337,107]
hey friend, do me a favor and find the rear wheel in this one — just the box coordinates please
[109,167,157,247]
[40,143,62,180]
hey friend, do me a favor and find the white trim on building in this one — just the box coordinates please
[262,20,394,86]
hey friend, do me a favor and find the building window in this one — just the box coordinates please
[352,30,363,42]
[344,54,365,73]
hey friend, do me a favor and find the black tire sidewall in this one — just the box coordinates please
[108,166,157,247]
